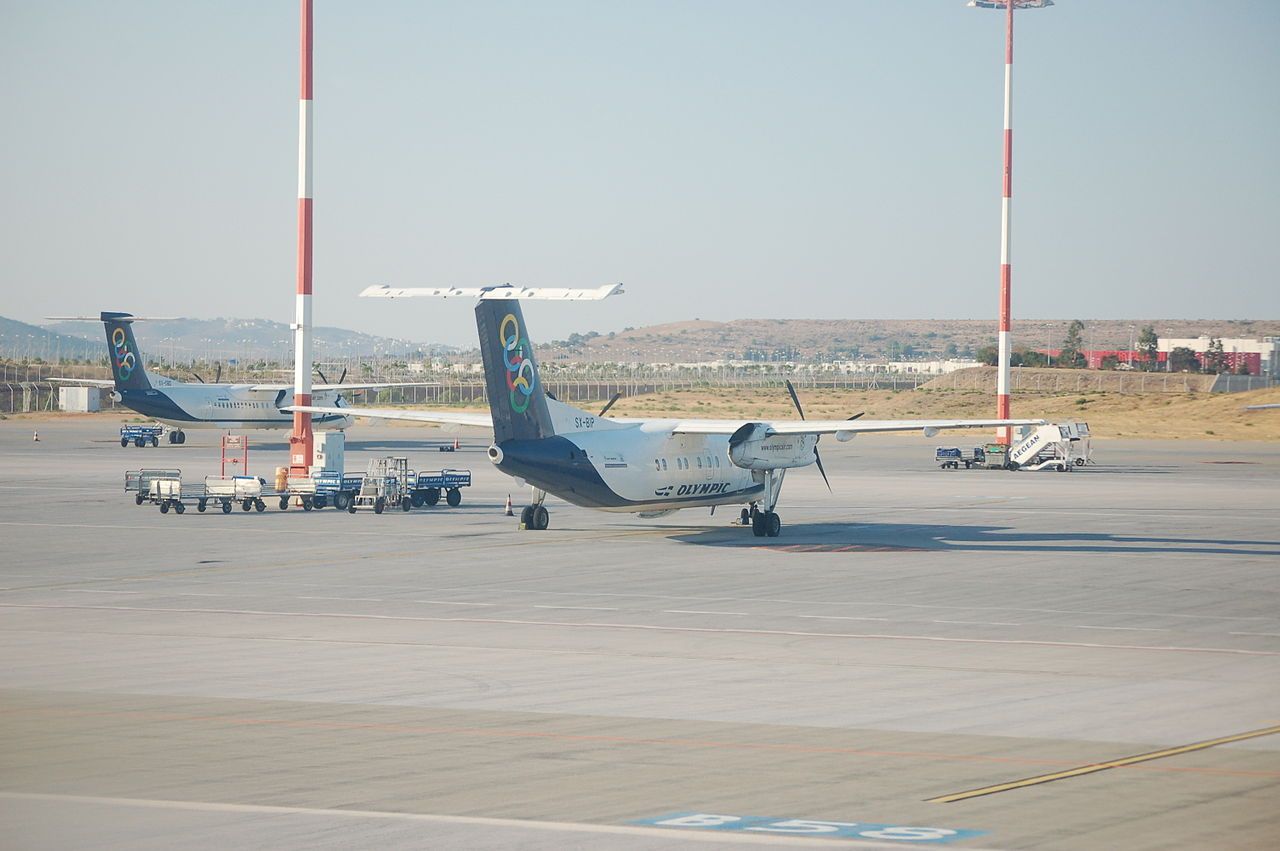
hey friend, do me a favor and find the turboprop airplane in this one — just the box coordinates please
[289,285,1043,537]
[48,312,423,442]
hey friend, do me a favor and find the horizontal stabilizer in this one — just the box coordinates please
[360,283,624,301]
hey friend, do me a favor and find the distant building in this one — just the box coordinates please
[1157,337,1275,377]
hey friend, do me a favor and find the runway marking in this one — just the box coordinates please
[0,792,889,849]
[3,603,1276,657]
[933,621,1022,627]
[1073,626,1168,633]
[412,600,496,607]
[65,589,139,595]
[8,705,1279,781]
[1231,632,1280,638]
[927,723,1280,803]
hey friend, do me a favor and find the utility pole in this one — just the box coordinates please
[289,0,315,476]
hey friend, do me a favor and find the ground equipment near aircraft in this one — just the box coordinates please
[936,446,986,469]
[202,475,270,512]
[409,469,472,507]
[1007,422,1092,472]
[120,424,164,448]
[349,457,412,514]
[125,468,182,504]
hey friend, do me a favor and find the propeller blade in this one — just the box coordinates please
[337,367,347,384]
[598,393,622,417]
[814,447,832,492]
[189,372,206,383]
[784,379,806,420]
[848,412,864,420]
[214,364,222,383]
[315,367,330,384]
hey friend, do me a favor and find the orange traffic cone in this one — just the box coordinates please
[453,437,460,451]
[504,494,514,516]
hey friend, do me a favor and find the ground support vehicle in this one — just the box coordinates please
[307,471,364,511]
[409,469,472,507]
[1009,424,1075,473]
[120,424,165,448]
[202,475,271,512]
[935,447,986,470]
[982,443,1009,469]
[125,468,183,504]
[349,458,412,514]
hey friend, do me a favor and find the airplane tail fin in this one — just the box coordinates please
[101,312,151,391]
[476,300,554,443]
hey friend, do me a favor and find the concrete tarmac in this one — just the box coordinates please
[1,418,1277,849]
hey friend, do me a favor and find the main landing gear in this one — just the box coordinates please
[745,470,786,538]
[167,429,187,445]
[519,488,550,531]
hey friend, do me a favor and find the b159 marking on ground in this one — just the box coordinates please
[927,723,1280,803]
[634,813,986,844]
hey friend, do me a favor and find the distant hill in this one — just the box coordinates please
[0,316,103,361]
[541,318,1280,363]
[32,316,454,364]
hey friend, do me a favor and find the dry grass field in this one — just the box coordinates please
[8,387,1279,441]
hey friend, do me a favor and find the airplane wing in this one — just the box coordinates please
[247,382,437,392]
[669,417,1046,436]
[1244,403,1279,410]
[360,283,623,301]
[45,377,116,387]
[285,404,492,428]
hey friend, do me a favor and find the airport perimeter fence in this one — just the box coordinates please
[926,368,1274,395]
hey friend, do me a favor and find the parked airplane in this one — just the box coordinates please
[48,312,422,441]
[290,285,1043,536]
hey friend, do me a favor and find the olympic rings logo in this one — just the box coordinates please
[111,327,136,379]
[499,313,537,413]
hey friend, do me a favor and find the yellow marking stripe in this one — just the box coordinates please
[928,723,1280,803]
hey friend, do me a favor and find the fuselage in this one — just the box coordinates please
[494,421,767,513]
[119,381,353,430]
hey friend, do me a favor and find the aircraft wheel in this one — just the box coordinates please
[374,497,385,515]
[121,438,129,447]
[520,506,534,528]
[160,502,170,514]
[425,488,440,506]
[532,505,550,531]
[168,432,176,444]
[446,488,461,507]
[177,432,186,444]
[765,511,781,538]
[740,508,751,526]
[174,502,185,515]
[221,500,232,514]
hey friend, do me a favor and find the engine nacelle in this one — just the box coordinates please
[728,422,817,470]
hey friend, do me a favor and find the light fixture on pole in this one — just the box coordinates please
[968,0,1053,443]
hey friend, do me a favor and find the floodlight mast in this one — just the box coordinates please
[289,0,315,475]
[968,0,1052,444]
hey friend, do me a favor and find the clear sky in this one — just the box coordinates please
[2,1,1278,346]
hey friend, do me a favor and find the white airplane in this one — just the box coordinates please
[290,285,1043,537]
[48,312,424,442]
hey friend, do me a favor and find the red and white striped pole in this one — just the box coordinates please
[289,0,314,474]
[996,0,1014,445]
[970,0,1052,443]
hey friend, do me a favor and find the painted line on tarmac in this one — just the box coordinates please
[927,723,1280,804]
[0,792,910,849]
[3,603,1275,657]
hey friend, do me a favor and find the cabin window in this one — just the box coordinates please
[696,457,702,469]
[661,459,667,471]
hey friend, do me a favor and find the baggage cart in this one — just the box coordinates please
[120,424,164,448]
[935,447,985,470]
[126,468,183,505]
[349,458,412,514]
[409,468,472,507]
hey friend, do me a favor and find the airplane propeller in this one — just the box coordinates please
[215,363,222,383]
[598,393,622,417]
[315,367,330,384]
[189,371,206,383]
[784,379,831,492]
